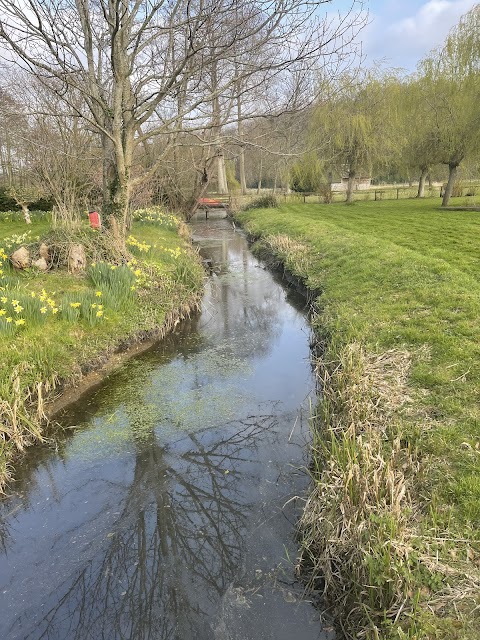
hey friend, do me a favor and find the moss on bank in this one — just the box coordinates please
[237,200,480,640]
[0,211,204,492]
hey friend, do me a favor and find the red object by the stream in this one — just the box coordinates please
[88,211,101,229]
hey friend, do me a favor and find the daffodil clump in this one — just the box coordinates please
[0,288,57,335]
[0,284,112,335]
[1,230,33,252]
[132,206,179,230]
[61,291,107,325]
[127,233,185,264]
[157,245,183,261]
[0,246,7,278]
[87,261,137,310]
[126,235,152,254]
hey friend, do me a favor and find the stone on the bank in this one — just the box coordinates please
[11,246,31,269]
[39,243,50,261]
[33,257,48,271]
[68,244,86,273]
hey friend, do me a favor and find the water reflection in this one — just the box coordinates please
[0,221,330,640]
[8,416,277,640]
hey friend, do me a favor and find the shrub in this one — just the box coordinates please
[318,183,333,204]
[243,195,279,210]
[41,227,129,268]
[452,181,463,198]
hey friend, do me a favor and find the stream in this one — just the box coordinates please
[0,220,333,640]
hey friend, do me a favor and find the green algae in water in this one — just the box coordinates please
[65,343,253,461]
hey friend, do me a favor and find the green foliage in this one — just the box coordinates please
[311,70,401,187]
[418,5,480,205]
[290,152,324,192]
[87,262,135,310]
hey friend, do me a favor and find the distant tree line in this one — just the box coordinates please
[289,5,480,207]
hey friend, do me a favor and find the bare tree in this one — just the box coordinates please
[0,0,364,237]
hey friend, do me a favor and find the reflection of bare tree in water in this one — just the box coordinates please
[15,414,276,640]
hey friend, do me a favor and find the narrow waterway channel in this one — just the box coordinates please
[0,220,333,640]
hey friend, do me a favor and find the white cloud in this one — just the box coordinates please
[362,0,477,69]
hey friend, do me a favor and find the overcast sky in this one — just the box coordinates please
[343,0,478,71]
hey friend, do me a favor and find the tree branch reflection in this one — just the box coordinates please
[11,415,276,640]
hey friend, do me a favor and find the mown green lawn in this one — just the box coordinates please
[237,198,480,638]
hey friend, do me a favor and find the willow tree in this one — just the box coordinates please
[420,5,480,207]
[0,0,364,237]
[398,78,442,197]
[312,70,399,203]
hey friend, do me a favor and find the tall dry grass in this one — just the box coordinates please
[298,341,480,638]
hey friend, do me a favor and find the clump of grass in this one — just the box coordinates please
[299,342,480,639]
[172,252,202,289]
[299,343,416,636]
[87,262,135,310]
[243,194,278,210]
[0,362,58,492]
[257,234,313,276]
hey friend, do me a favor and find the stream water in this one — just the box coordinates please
[0,220,333,640]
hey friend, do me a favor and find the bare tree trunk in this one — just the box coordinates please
[442,163,459,207]
[237,90,247,194]
[257,158,263,195]
[216,154,228,194]
[21,203,31,224]
[211,58,228,196]
[239,149,247,194]
[417,167,428,198]
[346,169,355,203]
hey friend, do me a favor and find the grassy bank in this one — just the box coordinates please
[0,209,204,492]
[237,199,480,639]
